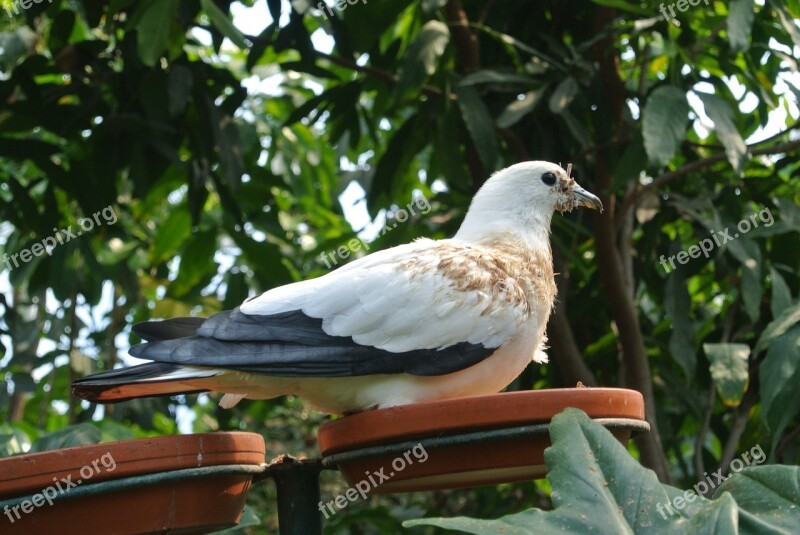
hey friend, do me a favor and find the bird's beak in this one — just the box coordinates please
[573,184,603,212]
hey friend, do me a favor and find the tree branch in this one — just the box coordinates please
[618,136,800,221]
[548,257,599,387]
[694,381,716,494]
[315,51,447,99]
[592,5,671,482]
[446,0,481,73]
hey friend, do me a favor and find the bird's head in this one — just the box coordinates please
[455,161,603,246]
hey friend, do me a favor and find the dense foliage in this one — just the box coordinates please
[1,0,799,532]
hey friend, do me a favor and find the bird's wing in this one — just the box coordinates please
[130,239,536,377]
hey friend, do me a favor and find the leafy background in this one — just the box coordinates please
[1,0,799,533]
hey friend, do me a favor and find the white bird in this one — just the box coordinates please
[72,161,602,414]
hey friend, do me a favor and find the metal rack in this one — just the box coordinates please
[1,418,649,534]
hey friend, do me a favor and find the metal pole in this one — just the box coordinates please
[272,461,323,535]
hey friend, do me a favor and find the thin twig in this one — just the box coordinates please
[717,393,756,472]
[775,426,800,460]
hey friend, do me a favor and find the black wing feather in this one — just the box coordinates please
[129,308,495,377]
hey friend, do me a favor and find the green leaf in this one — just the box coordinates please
[0,423,33,458]
[497,88,546,128]
[394,20,450,99]
[407,409,679,534]
[683,493,738,534]
[665,264,696,378]
[200,0,248,49]
[643,86,690,167]
[589,0,653,16]
[136,0,180,67]
[459,69,537,89]
[727,0,755,52]
[755,300,800,354]
[168,65,193,117]
[48,10,77,56]
[170,229,219,298]
[759,326,800,441]
[725,235,762,323]
[712,466,800,533]
[454,84,499,172]
[368,112,429,207]
[548,76,578,113]
[149,207,192,265]
[406,409,800,534]
[769,268,793,319]
[776,6,800,49]
[28,424,102,453]
[697,92,748,176]
[703,343,750,407]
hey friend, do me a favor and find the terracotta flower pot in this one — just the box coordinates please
[0,432,265,534]
[318,388,647,493]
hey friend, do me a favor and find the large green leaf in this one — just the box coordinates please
[548,76,578,113]
[697,92,748,176]
[703,343,750,407]
[454,84,499,172]
[170,229,219,298]
[665,262,696,378]
[712,466,800,532]
[497,87,546,128]
[755,300,800,354]
[136,0,180,67]
[769,268,793,318]
[368,112,429,207]
[394,20,450,99]
[728,0,755,52]
[643,86,690,167]
[408,409,679,534]
[149,207,192,265]
[406,409,800,534]
[759,326,800,443]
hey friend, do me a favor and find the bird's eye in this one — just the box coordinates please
[541,172,557,186]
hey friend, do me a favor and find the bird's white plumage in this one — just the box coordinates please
[73,161,604,413]
[240,239,535,352]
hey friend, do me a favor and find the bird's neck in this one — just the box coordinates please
[454,209,554,256]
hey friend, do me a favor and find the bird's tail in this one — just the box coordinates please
[72,317,220,402]
[71,362,220,402]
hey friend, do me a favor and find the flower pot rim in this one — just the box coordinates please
[318,387,644,455]
[0,431,265,501]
